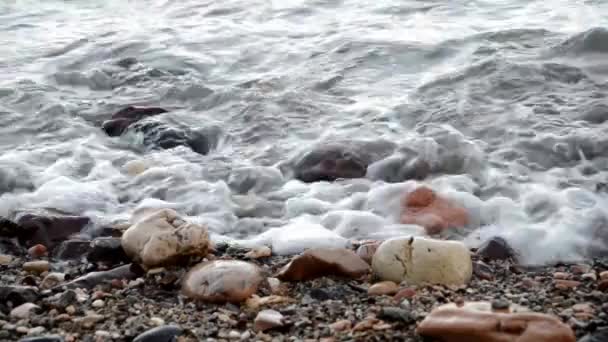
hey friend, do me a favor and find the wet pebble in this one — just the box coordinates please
[133,325,183,342]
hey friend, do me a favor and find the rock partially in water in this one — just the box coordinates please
[121,209,209,268]
[277,248,369,282]
[372,237,472,286]
[367,154,431,182]
[416,301,575,342]
[54,239,91,260]
[182,260,263,303]
[87,237,129,265]
[102,106,215,156]
[62,264,142,289]
[101,106,168,136]
[289,141,395,183]
[476,236,518,261]
[400,186,469,234]
[15,210,90,250]
[254,309,286,332]
[133,325,184,342]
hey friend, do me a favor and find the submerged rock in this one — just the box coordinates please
[372,237,472,286]
[367,154,431,182]
[102,106,214,156]
[400,186,469,234]
[121,209,209,268]
[277,248,369,281]
[416,301,575,342]
[293,144,368,182]
[182,260,263,303]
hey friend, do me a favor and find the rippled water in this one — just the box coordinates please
[3,0,608,265]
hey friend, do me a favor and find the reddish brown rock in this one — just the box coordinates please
[356,242,380,265]
[182,260,263,303]
[28,244,48,258]
[394,288,417,301]
[554,279,581,290]
[598,279,608,291]
[277,248,369,282]
[400,187,469,234]
[330,320,352,332]
[367,281,399,296]
[416,305,576,342]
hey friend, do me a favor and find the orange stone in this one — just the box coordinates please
[277,248,369,282]
[400,187,469,234]
[416,306,575,342]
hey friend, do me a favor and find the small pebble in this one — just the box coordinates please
[600,271,608,281]
[92,299,104,308]
[228,330,241,339]
[27,326,46,335]
[66,306,76,315]
[149,317,165,326]
[40,273,65,290]
[28,244,48,258]
[95,330,111,338]
[16,326,29,334]
[22,261,50,274]
[10,303,40,319]
[368,281,399,296]
[0,254,13,265]
[582,273,597,281]
[553,272,570,280]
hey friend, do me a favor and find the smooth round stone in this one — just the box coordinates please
[182,260,263,303]
[368,281,399,296]
[22,261,50,274]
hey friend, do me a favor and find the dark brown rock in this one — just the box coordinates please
[293,145,368,182]
[277,248,370,282]
[102,106,168,136]
[476,237,517,261]
[16,211,90,250]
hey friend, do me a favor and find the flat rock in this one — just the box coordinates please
[10,302,40,319]
[254,309,285,332]
[16,210,90,250]
[62,264,142,289]
[121,209,209,268]
[133,325,184,342]
[372,236,472,286]
[400,186,469,234]
[277,248,370,282]
[182,260,263,303]
[416,301,576,342]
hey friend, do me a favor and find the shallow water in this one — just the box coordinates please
[3,0,608,265]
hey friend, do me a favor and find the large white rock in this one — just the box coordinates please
[121,208,209,268]
[371,237,472,286]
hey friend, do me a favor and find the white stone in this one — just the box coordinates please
[40,272,65,290]
[27,326,46,335]
[149,317,165,326]
[10,303,40,319]
[372,236,472,286]
[121,208,209,268]
[92,299,104,308]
